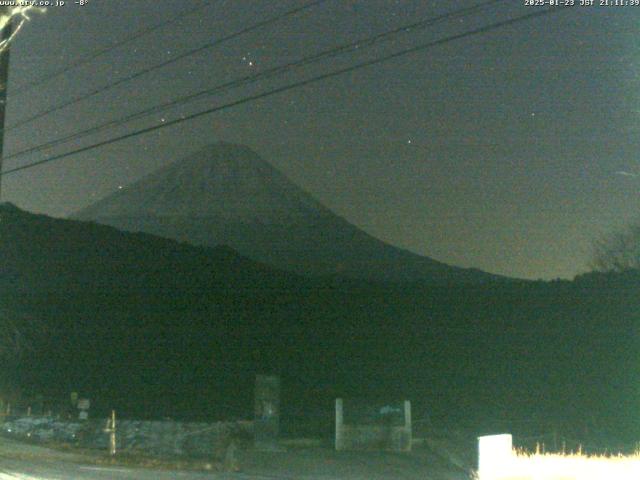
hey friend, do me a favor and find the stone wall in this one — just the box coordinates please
[0,416,253,458]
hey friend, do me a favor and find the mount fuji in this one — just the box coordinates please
[73,143,496,283]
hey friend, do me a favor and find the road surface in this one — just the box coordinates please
[0,435,472,479]
[0,459,241,479]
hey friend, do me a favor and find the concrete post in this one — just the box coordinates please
[254,375,280,450]
[477,434,513,479]
[335,398,344,451]
[403,400,412,452]
[403,400,411,429]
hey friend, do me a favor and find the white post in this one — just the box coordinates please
[478,434,513,479]
[403,400,411,429]
[403,400,412,452]
[104,410,117,456]
[335,398,344,451]
[109,410,116,456]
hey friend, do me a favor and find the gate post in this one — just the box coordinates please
[335,398,344,451]
[254,375,280,450]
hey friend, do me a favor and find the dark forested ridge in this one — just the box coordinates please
[1,203,639,441]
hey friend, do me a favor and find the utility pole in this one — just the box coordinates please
[0,7,12,201]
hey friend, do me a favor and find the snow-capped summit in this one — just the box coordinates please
[77,142,327,222]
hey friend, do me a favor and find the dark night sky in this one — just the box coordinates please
[1,0,638,280]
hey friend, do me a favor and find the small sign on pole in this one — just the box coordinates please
[77,398,90,420]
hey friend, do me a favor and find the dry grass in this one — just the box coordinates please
[476,448,640,480]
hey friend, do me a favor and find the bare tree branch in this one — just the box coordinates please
[591,223,640,272]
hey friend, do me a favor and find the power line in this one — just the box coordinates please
[0,6,572,178]
[11,0,214,97]
[4,0,329,132]
[4,0,507,162]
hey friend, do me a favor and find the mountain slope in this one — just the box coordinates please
[73,143,496,283]
[2,203,640,440]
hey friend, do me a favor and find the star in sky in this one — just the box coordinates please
[241,53,255,67]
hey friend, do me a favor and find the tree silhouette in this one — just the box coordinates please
[0,307,41,363]
[592,223,640,272]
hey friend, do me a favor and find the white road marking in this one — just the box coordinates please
[79,466,132,473]
[0,472,54,479]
